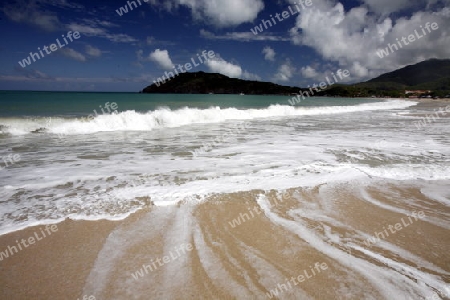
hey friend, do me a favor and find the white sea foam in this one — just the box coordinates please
[0,100,416,135]
[1,98,448,235]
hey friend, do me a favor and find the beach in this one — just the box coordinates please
[1,94,449,299]
[1,185,449,299]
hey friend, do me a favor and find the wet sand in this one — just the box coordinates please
[0,219,118,300]
[1,182,449,299]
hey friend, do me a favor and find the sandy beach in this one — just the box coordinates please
[1,183,449,299]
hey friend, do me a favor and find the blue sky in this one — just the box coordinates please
[0,0,449,92]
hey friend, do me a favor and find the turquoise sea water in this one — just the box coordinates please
[0,91,378,117]
[0,91,447,235]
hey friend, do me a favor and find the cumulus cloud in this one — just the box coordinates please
[60,48,86,62]
[205,57,242,78]
[274,62,296,82]
[149,49,174,69]
[205,57,260,80]
[301,66,318,78]
[289,0,450,81]
[243,71,261,81]
[361,0,415,16]
[262,46,276,61]
[152,0,264,27]
[85,45,102,57]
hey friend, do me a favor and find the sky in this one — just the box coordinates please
[0,0,449,92]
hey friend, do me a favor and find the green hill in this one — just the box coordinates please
[365,58,450,87]
[142,71,299,95]
[141,59,450,98]
[318,58,450,97]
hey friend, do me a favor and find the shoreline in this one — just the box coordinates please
[1,183,449,299]
[1,95,449,299]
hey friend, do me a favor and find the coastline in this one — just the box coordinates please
[406,97,450,102]
[357,97,450,102]
[0,95,449,299]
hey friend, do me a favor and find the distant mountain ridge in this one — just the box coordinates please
[142,59,450,97]
[365,58,450,87]
[317,58,450,97]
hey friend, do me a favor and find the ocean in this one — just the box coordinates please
[0,91,449,299]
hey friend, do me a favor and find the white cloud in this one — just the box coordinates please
[262,46,276,61]
[67,23,137,43]
[40,0,84,10]
[152,0,264,27]
[349,61,368,78]
[274,62,295,82]
[149,49,174,70]
[98,20,119,28]
[200,29,289,42]
[206,57,242,78]
[143,36,176,46]
[60,48,86,62]
[13,66,53,80]
[205,57,260,80]
[2,0,86,31]
[243,71,261,81]
[2,1,60,31]
[289,0,450,81]
[85,45,102,57]
[301,66,319,79]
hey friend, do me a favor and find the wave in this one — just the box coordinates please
[0,100,417,135]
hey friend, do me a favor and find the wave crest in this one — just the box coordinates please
[0,100,417,135]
